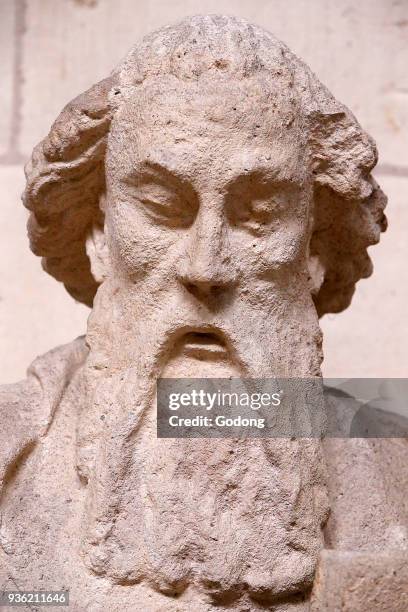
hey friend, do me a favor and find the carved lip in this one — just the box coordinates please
[178,328,228,360]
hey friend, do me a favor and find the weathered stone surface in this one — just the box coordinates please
[311,550,408,611]
[0,14,406,611]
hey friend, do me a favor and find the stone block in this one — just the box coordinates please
[312,550,408,611]
[0,2,16,157]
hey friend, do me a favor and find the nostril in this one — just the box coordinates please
[184,282,200,299]
[182,279,226,301]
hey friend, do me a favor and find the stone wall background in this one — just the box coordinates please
[0,0,407,383]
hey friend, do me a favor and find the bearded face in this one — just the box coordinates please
[86,76,322,379]
[77,76,328,604]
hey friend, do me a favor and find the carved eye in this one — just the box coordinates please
[231,197,281,233]
[125,179,197,228]
[225,175,289,235]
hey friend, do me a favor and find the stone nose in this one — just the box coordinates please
[176,207,237,301]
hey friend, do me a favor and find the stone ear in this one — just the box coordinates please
[86,221,110,284]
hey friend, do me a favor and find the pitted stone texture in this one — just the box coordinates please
[311,550,408,611]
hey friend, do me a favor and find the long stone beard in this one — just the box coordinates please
[76,274,328,605]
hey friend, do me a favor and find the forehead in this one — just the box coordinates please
[107,75,308,184]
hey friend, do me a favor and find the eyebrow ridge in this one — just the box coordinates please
[137,159,191,186]
[224,167,302,191]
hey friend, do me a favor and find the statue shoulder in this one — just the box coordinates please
[323,388,408,550]
[0,337,88,492]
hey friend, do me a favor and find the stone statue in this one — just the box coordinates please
[1,15,407,611]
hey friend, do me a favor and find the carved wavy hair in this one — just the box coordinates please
[23,15,386,316]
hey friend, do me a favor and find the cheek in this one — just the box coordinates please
[106,202,176,279]
[265,221,309,267]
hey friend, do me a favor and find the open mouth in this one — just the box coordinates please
[178,330,228,360]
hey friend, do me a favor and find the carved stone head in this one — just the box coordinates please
[24,15,386,376]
